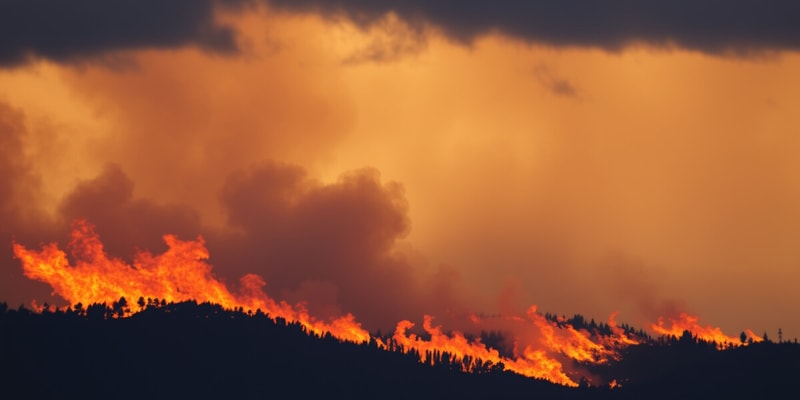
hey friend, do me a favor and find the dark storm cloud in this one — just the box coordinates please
[6,1,795,67]
[0,0,249,67]
[267,0,800,54]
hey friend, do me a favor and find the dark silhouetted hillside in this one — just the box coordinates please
[0,300,588,400]
[1,301,798,400]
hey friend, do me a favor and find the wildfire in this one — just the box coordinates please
[11,220,643,387]
[527,305,612,364]
[604,312,640,347]
[12,220,371,343]
[651,312,763,347]
[392,306,642,387]
[393,314,578,386]
[12,219,763,388]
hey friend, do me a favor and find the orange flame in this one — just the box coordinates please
[393,314,578,386]
[392,306,642,387]
[12,220,370,343]
[651,312,763,347]
[13,220,606,386]
[603,311,640,348]
[10,220,645,387]
[526,306,612,364]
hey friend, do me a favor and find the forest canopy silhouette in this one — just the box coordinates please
[1,299,798,400]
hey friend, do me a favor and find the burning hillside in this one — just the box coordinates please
[9,220,772,388]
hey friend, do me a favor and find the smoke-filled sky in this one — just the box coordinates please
[2,1,800,338]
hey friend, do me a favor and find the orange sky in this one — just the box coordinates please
[2,5,799,339]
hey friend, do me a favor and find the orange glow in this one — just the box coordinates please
[12,220,371,344]
[651,312,763,347]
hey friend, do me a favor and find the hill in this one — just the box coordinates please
[1,301,798,399]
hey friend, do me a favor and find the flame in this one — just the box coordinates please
[392,306,642,387]
[18,220,754,388]
[12,220,371,343]
[526,306,611,364]
[393,315,578,386]
[651,312,763,347]
[16,220,618,386]
[602,311,640,348]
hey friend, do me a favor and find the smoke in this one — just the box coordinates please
[0,10,476,329]
[0,102,61,303]
[212,161,418,328]
[0,126,466,329]
[594,253,688,323]
[58,163,205,258]
[3,4,800,339]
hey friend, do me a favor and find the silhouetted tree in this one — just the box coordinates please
[679,329,695,345]
[73,302,84,316]
[86,303,108,320]
[113,297,129,318]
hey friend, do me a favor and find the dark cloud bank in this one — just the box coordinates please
[0,0,245,66]
[2,0,800,67]
[270,0,800,55]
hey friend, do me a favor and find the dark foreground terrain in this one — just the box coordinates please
[1,301,798,400]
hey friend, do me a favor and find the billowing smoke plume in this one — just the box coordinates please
[3,1,798,340]
[0,105,464,329]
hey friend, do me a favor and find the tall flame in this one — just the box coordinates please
[12,220,370,343]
